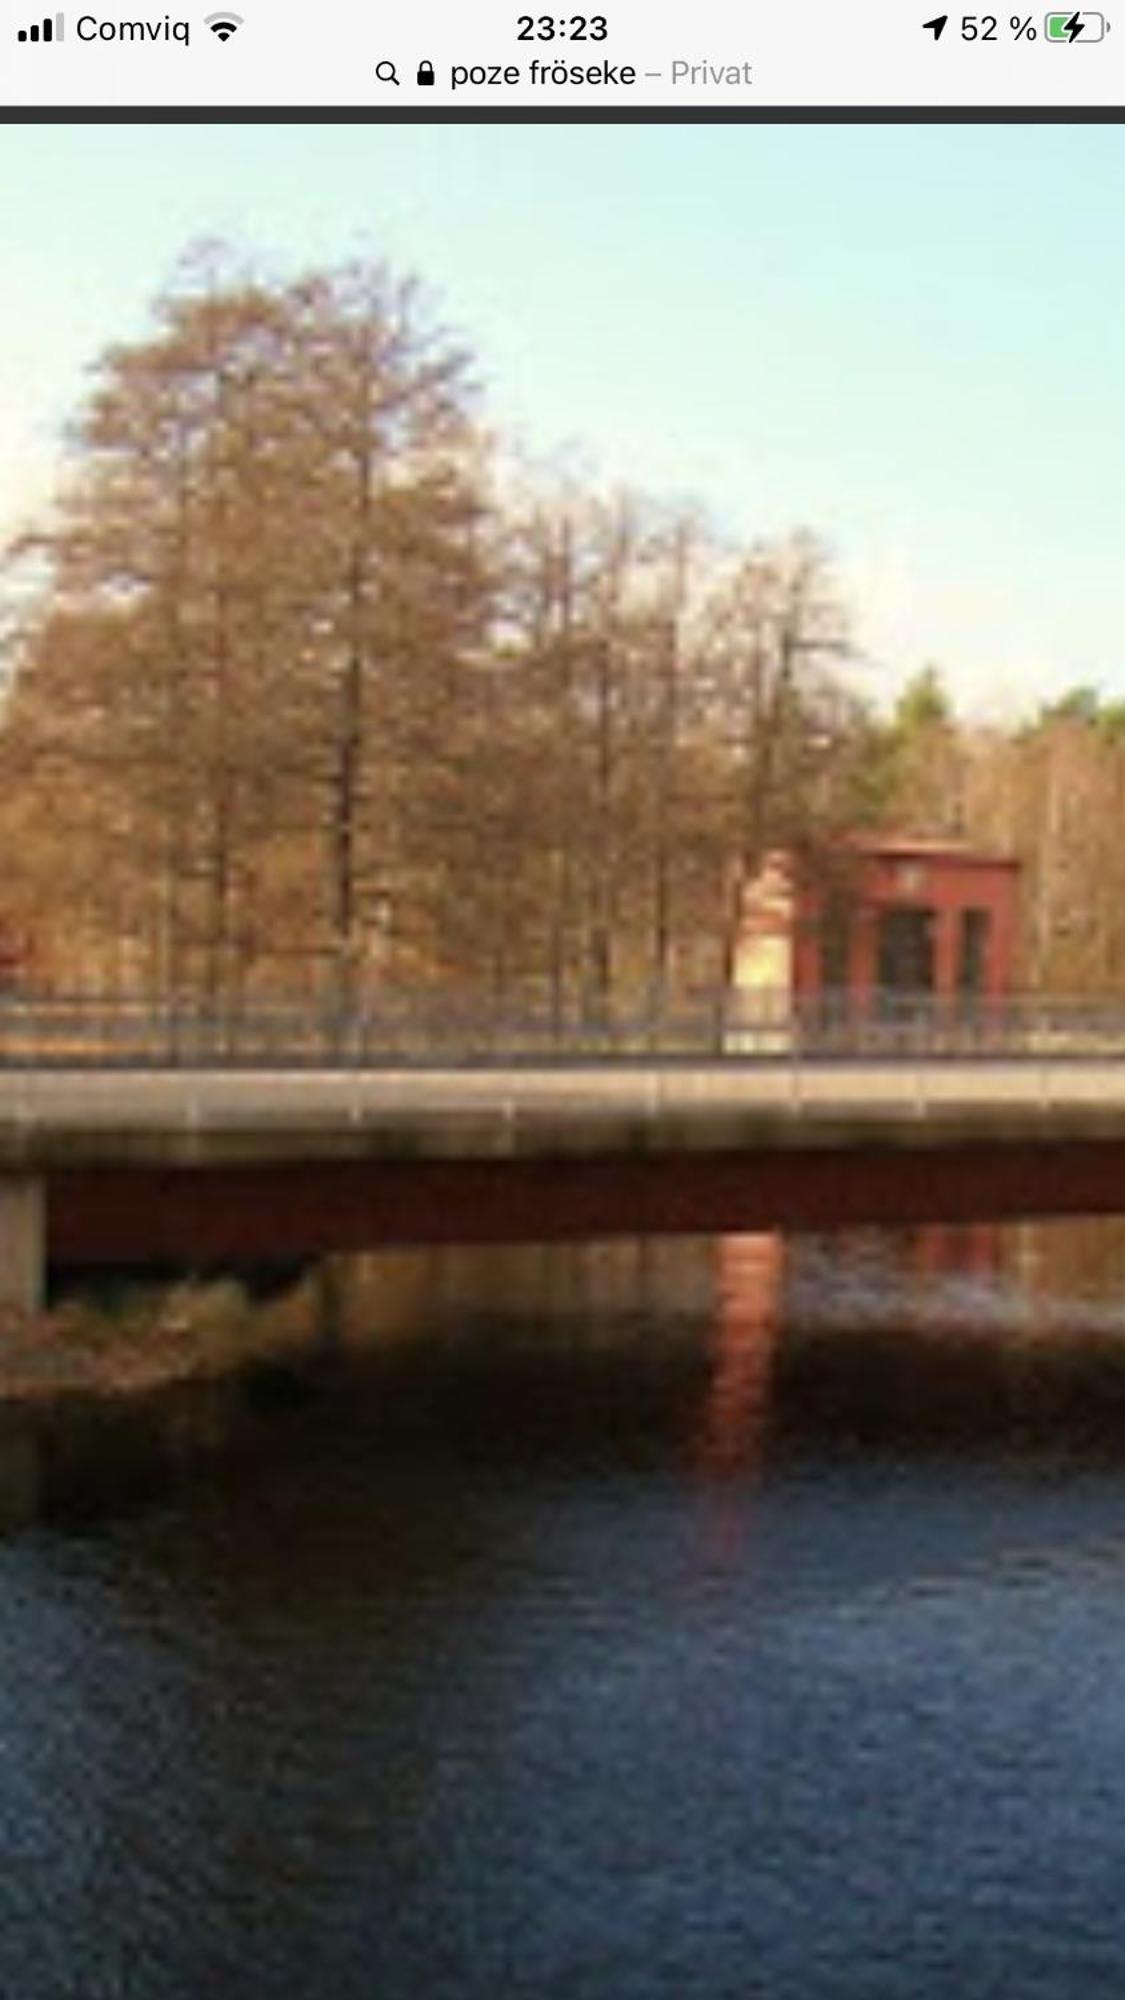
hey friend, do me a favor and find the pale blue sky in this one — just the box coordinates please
[1,120,1122,716]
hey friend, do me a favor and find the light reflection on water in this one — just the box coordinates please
[10,1221,1125,1995]
[694,1231,783,1477]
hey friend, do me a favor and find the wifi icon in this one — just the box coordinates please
[205,9,241,36]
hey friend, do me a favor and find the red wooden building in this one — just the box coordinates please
[730,836,1021,1028]
[0,921,22,993]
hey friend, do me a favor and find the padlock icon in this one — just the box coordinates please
[417,58,435,83]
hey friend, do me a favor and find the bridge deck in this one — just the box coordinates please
[2,1059,1125,1307]
[0,1058,1124,1167]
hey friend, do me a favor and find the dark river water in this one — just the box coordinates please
[10,1222,1125,1997]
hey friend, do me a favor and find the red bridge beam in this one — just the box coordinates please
[47,1136,1125,1264]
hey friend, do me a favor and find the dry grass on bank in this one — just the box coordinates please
[0,1277,320,1404]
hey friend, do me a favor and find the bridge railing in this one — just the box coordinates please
[723,991,1125,1059]
[0,993,718,1067]
[1,989,1125,1067]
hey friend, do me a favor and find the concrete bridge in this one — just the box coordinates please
[7,1053,1125,1309]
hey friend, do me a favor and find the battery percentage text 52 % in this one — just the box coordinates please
[960,15,1037,34]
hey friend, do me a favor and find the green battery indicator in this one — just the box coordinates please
[1044,10,1107,37]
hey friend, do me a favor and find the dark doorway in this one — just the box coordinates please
[877,905,935,995]
[957,908,990,1000]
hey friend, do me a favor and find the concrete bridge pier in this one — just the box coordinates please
[0,1178,45,1316]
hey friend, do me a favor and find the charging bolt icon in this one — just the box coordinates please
[1044,10,1106,36]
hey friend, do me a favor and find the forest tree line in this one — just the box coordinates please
[0,246,1121,1014]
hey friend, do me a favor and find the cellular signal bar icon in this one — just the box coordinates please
[17,10,64,36]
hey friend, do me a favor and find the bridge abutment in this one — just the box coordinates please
[0,1177,45,1316]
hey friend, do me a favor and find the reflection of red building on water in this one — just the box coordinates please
[695,1221,1008,1480]
[729,835,1021,1033]
[695,1233,784,1478]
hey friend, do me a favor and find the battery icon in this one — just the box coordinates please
[1044,11,1106,37]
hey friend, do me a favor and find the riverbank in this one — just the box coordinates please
[0,1276,334,1528]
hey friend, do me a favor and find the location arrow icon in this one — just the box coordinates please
[923,13,948,34]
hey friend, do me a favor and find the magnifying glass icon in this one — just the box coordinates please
[375,59,400,83]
